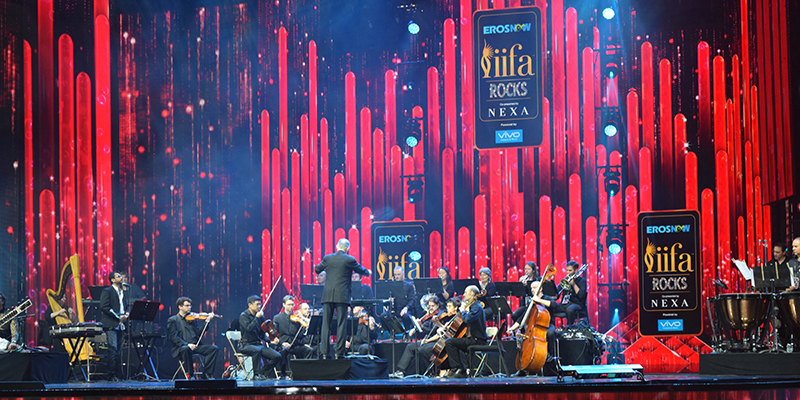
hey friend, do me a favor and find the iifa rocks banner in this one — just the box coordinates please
[638,210,702,336]
[371,221,428,281]
[473,7,543,149]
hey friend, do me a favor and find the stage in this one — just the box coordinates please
[3,373,800,400]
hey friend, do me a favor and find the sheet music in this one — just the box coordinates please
[732,259,754,286]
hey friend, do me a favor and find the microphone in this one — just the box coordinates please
[711,278,729,291]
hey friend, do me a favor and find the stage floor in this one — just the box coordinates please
[5,373,800,399]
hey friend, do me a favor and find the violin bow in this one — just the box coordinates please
[260,275,283,313]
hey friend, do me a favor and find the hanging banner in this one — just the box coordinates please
[638,210,702,336]
[473,7,543,149]
[371,221,428,281]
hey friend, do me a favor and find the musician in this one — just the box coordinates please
[274,296,314,376]
[559,261,587,325]
[0,293,17,344]
[789,237,800,291]
[443,285,487,379]
[239,295,281,380]
[507,280,558,376]
[347,306,378,355]
[351,272,374,300]
[317,271,327,285]
[380,266,417,335]
[389,296,449,378]
[436,267,455,303]
[511,262,557,322]
[41,293,75,351]
[314,238,371,359]
[167,297,219,379]
[100,271,128,380]
[478,267,497,319]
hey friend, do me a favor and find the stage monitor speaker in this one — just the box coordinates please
[0,381,46,390]
[291,359,350,380]
[174,379,236,390]
[558,338,594,366]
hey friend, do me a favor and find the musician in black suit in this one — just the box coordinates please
[166,297,218,379]
[559,261,587,324]
[380,266,417,333]
[443,285,487,379]
[314,238,371,359]
[239,295,281,379]
[273,296,314,376]
[99,271,128,380]
[351,272,374,300]
[507,280,559,376]
[347,306,378,355]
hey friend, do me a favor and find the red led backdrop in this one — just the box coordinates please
[0,0,797,373]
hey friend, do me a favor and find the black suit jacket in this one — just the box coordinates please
[314,250,371,304]
[563,276,587,308]
[274,311,308,347]
[99,285,125,329]
[167,314,203,357]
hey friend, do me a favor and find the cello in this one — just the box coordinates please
[431,289,485,366]
[515,263,555,374]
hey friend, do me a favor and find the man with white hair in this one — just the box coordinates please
[788,238,800,291]
[315,238,371,359]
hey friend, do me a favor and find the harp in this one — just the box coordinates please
[45,254,94,359]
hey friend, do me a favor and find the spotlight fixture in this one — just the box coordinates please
[606,225,624,255]
[407,178,424,203]
[603,169,621,196]
[605,63,619,79]
[408,21,420,35]
[601,107,621,138]
[602,7,616,20]
[604,121,619,137]
[404,116,423,148]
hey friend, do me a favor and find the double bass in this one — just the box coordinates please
[515,264,555,374]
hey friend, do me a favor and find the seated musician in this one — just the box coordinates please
[239,295,281,380]
[511,262,557,322]
[0,292,18,347]
[478,267,497,319]
[436,267,455,303]
[380,266,417,336]
[167,297,219,379]
[41,293,76,352]
[389,295,451,378]
[100,271,128,381]
[273,296,315,377]
[347,306,378,355]
[507,280,558,377]
[559,261,587,325]
[789,237,800,291]
[443,285,487,379]
[351,272,374,299]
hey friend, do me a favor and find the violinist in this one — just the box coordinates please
[239,295,281,380]
[167,297,219,379]
[559,261,587,325]
[507,280,557,377]
[274,296,314,376]
[100,271,128,381]
[347,306,378,355]
[389,296,448,378]
[443,285,487,379]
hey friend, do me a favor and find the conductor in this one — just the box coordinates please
[314,238,371,359]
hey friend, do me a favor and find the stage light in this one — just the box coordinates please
[606,226,624,255]
[602,7,615,20]
[605,63,619,79]
[603,169,621,196]
[601,107,621,138]
[604,121,619,137]
[406,135,419,147]
[404,116,423,148]
[407,178,424,203]
[408,21,420,35]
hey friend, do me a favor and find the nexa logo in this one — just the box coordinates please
[495,129,523,144]
[657,319,683,332]
[647,225,691,234]
[483,23,532,35]
[378,235,411,243]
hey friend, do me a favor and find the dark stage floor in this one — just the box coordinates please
[4,373,800,399]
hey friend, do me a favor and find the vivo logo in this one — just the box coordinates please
[657,319,683,332]
[495,129,523,144]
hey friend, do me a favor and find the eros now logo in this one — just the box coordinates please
[482,23,532,35]
[378,235,411,243]
[646,225,691,234]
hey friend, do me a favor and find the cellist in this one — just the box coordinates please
[507,280,558,377]
[239,295,281,380]
[442,285,487,379]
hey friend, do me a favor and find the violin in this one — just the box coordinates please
[290,313,310,328]
[185,312,222,322]
[261,319,278,341]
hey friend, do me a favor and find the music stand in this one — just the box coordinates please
[126,300,161,380]
[300,284,324,309]
[480,296,513,377]
[351,281,366,300]
[414,278,442,296]
[754,264,791,353]
[453,279,480,296]
[494,282,526,298]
